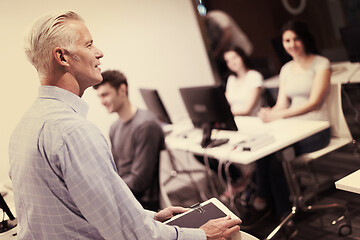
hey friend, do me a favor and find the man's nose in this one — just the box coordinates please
[95,46,104,58]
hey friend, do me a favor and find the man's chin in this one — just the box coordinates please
[94,78,103,85]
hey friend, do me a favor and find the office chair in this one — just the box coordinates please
[161,145,206,186]
[341,81,360,156]
[159,145,211,208]
[266,82,353,239]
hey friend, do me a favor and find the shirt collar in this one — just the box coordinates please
[38,86,89,118]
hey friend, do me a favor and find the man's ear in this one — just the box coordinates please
[53,47,69,66]
[118,84,128,95]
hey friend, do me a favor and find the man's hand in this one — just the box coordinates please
[200,216,241,240]
[154,206,190,222]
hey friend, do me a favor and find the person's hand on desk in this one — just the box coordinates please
[257,107,283,123]
[200,215,242,240]
[154,206,190,222]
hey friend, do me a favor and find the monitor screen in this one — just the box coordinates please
[139,88,172,124]
[340,25,360,63]
[179,85,238,148]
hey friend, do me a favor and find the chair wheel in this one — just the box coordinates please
[338,223,352,236]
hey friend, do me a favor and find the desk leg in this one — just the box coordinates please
[265,147,298,240]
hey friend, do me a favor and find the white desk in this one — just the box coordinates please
[166,117,330,165]
[330,61,360,84]
[335,169,360,194]
[166,117,331,239]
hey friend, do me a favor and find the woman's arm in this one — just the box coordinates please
[271,77,291,111]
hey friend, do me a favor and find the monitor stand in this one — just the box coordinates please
[0,194,17,234]
[0,218,17,234]
[201,124,229,148]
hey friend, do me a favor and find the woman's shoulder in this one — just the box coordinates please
[281,60,294,70]
[227,74,237,80]
[247,70,264,80]
[246,70,263,87]
[279,60,294,76]
[313,55,331,70]
[314,55,330,63]
[226,74,237,84]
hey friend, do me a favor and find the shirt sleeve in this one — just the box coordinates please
[314,55,331,72]
[143,210,207,240]
[177,227,207,240]
[279,60,292,85]
[225,75,236,94]
[56,121,204,239]
[247,70,263,88]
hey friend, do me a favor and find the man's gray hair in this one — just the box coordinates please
[24,11,84,78]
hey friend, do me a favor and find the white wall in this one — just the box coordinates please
[0,0,215,182]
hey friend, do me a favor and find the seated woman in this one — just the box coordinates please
[224,46,263,117]
[195,46,264,199]
[244,20,332,226]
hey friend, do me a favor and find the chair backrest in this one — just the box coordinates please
[326,82,352,139]
[341,82,360,142]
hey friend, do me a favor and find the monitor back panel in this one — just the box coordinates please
[139,88,172,124]
[340,26,360,63]
[179,85,237,131]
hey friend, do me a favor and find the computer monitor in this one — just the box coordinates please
[179,85,238,148]
[340,25,360,63]
[139,88,172,124]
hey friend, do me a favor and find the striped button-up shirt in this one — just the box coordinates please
[9,86,205,240]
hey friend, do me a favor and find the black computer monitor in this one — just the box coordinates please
[139,88,172,124]
[340,25,360,63]
[179,85,238,148]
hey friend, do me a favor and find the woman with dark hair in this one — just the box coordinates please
[243,20,332,227]
[258,20,330,122]
[224,46,263,116]
[281,20,318,55]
